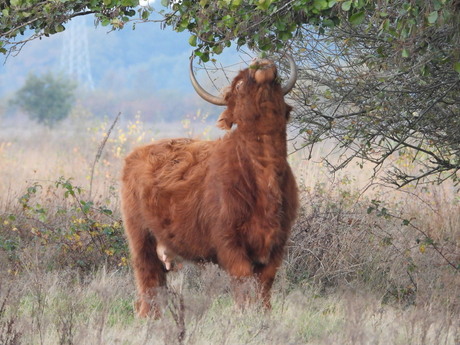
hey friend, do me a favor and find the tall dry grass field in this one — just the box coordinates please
[0,114,458,345]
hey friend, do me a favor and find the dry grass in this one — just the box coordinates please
[0,114,459,344]
[0,264,457,345]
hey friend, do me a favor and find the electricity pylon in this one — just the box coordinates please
[60,16,95,90]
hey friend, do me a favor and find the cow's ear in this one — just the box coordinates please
[216,110,234,130]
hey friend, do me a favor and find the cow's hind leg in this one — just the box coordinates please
[124,214,166,318]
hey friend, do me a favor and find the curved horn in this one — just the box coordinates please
[281,54,297,95]
[189,55,227,106]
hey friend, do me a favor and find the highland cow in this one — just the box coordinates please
[121,55,299,317]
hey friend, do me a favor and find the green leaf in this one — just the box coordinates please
[189,35,197,47]
[222,15,234,25]
[349,11,365,25]
[177,18,189,32]
[256,0,273,11]
[275,20,286,31]
[100,207,113,216]
[402,48,409,58]
[279,31,292,41]
[212,44,224,54]
[55,24,65,33]
[420,64,429,76]
[322,19,335,27]
[101,18,111,26]
[161,0,169,6]
[80,201,93,214]
[341,0,352,11]
[313,0,328,10]
[427,11,438,24]
[200,53,210,63]
[454,62,460,74]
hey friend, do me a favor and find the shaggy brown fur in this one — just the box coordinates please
[121,59,299,317]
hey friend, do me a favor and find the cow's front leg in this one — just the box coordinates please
[253,248,285,310]
[216,243,255,308]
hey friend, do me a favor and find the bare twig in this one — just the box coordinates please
[89,112,121,200]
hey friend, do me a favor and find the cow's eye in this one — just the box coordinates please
[235,80,243,92]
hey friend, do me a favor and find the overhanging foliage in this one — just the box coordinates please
[1,0,459,185]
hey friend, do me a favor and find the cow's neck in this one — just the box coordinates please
[233,126,288,167]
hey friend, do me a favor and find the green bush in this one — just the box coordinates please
[1,177,127,272]
[11,72,76,127]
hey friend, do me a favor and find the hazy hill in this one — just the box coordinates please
[0,16,234,122]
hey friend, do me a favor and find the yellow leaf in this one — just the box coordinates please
[419,244,426,253]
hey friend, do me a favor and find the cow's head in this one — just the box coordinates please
[190,55,297,131]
